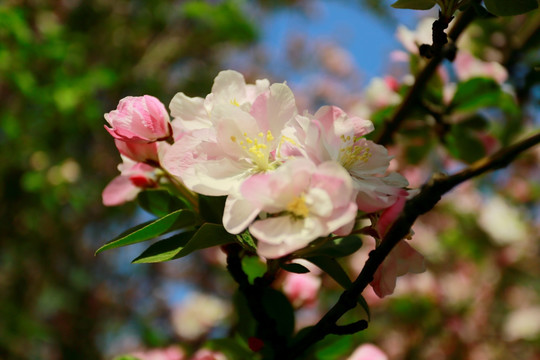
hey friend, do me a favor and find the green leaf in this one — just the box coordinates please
[112,356,141,360]
[233,291,257,339]
[450,78,502,112]
[459,114,489,130]
[130,231,195,263]
[306,256,352,289]
[198,195,227,224]
[391,0,437,10]
[261,288,295,339]
[242,255,266,284]
[484,0,538,15]
[280,262,310,274]
[132,223,236,263]
[137,189,187,217]
[96,209,199,254]
[305,235,363,258]
[313,334,354,360]
[306,256,370,320]
[236,230,257,252]
[444,125,486,163]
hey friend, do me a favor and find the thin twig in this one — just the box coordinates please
[288,131,540,358]
[375,6,476,146]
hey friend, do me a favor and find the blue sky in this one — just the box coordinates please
[260,1,425,84]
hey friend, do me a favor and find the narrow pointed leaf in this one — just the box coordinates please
[137,189,187,217]
[96,209,198,254]
[280,262,310,274]
[306,256,370,320]
[306,256,352,288]
[132,224,235,263]
[176,223,236,257]
[305,235,363,258]
[131,231,195,263]
[391,0,437,10]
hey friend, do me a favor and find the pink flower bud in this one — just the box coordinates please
[115,139,161,164]
[105,95,171,143]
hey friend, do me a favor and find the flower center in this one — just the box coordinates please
[286,195,309,219]
[338,135,371,170]
[230,130,277,172]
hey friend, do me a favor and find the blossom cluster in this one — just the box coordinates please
[103,70,424,295]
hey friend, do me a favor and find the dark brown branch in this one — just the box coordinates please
[288,131,540,358]
[375,6,476,146]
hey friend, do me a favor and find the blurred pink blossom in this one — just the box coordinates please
[371,240,425,298]
[347,343,388,360]
[171,293,231,341]
[190,349,227,360]
[282,270,322,308]
[130,345,185,360]
[454,51,507,84]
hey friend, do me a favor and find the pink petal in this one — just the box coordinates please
[102,175,141,206]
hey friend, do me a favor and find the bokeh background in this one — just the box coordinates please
[1,0,539,359]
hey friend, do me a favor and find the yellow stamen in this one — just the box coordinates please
[286,195,309,219]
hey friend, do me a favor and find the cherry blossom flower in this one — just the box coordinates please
[224,158,357,259]
[169,70,270,132]
[102,156,157,206]
[281,105,410,212]
[105,95,171,143]
[163,76,297,197]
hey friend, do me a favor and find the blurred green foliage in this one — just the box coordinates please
[0,0,260,358]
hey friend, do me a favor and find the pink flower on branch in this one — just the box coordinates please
[105,95,171,143]
[224,158,357,259]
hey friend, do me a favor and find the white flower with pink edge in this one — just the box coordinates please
[169,70,271,132]
[280,105,410,212]
[224,158,357,259]
[162,77,297,197]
